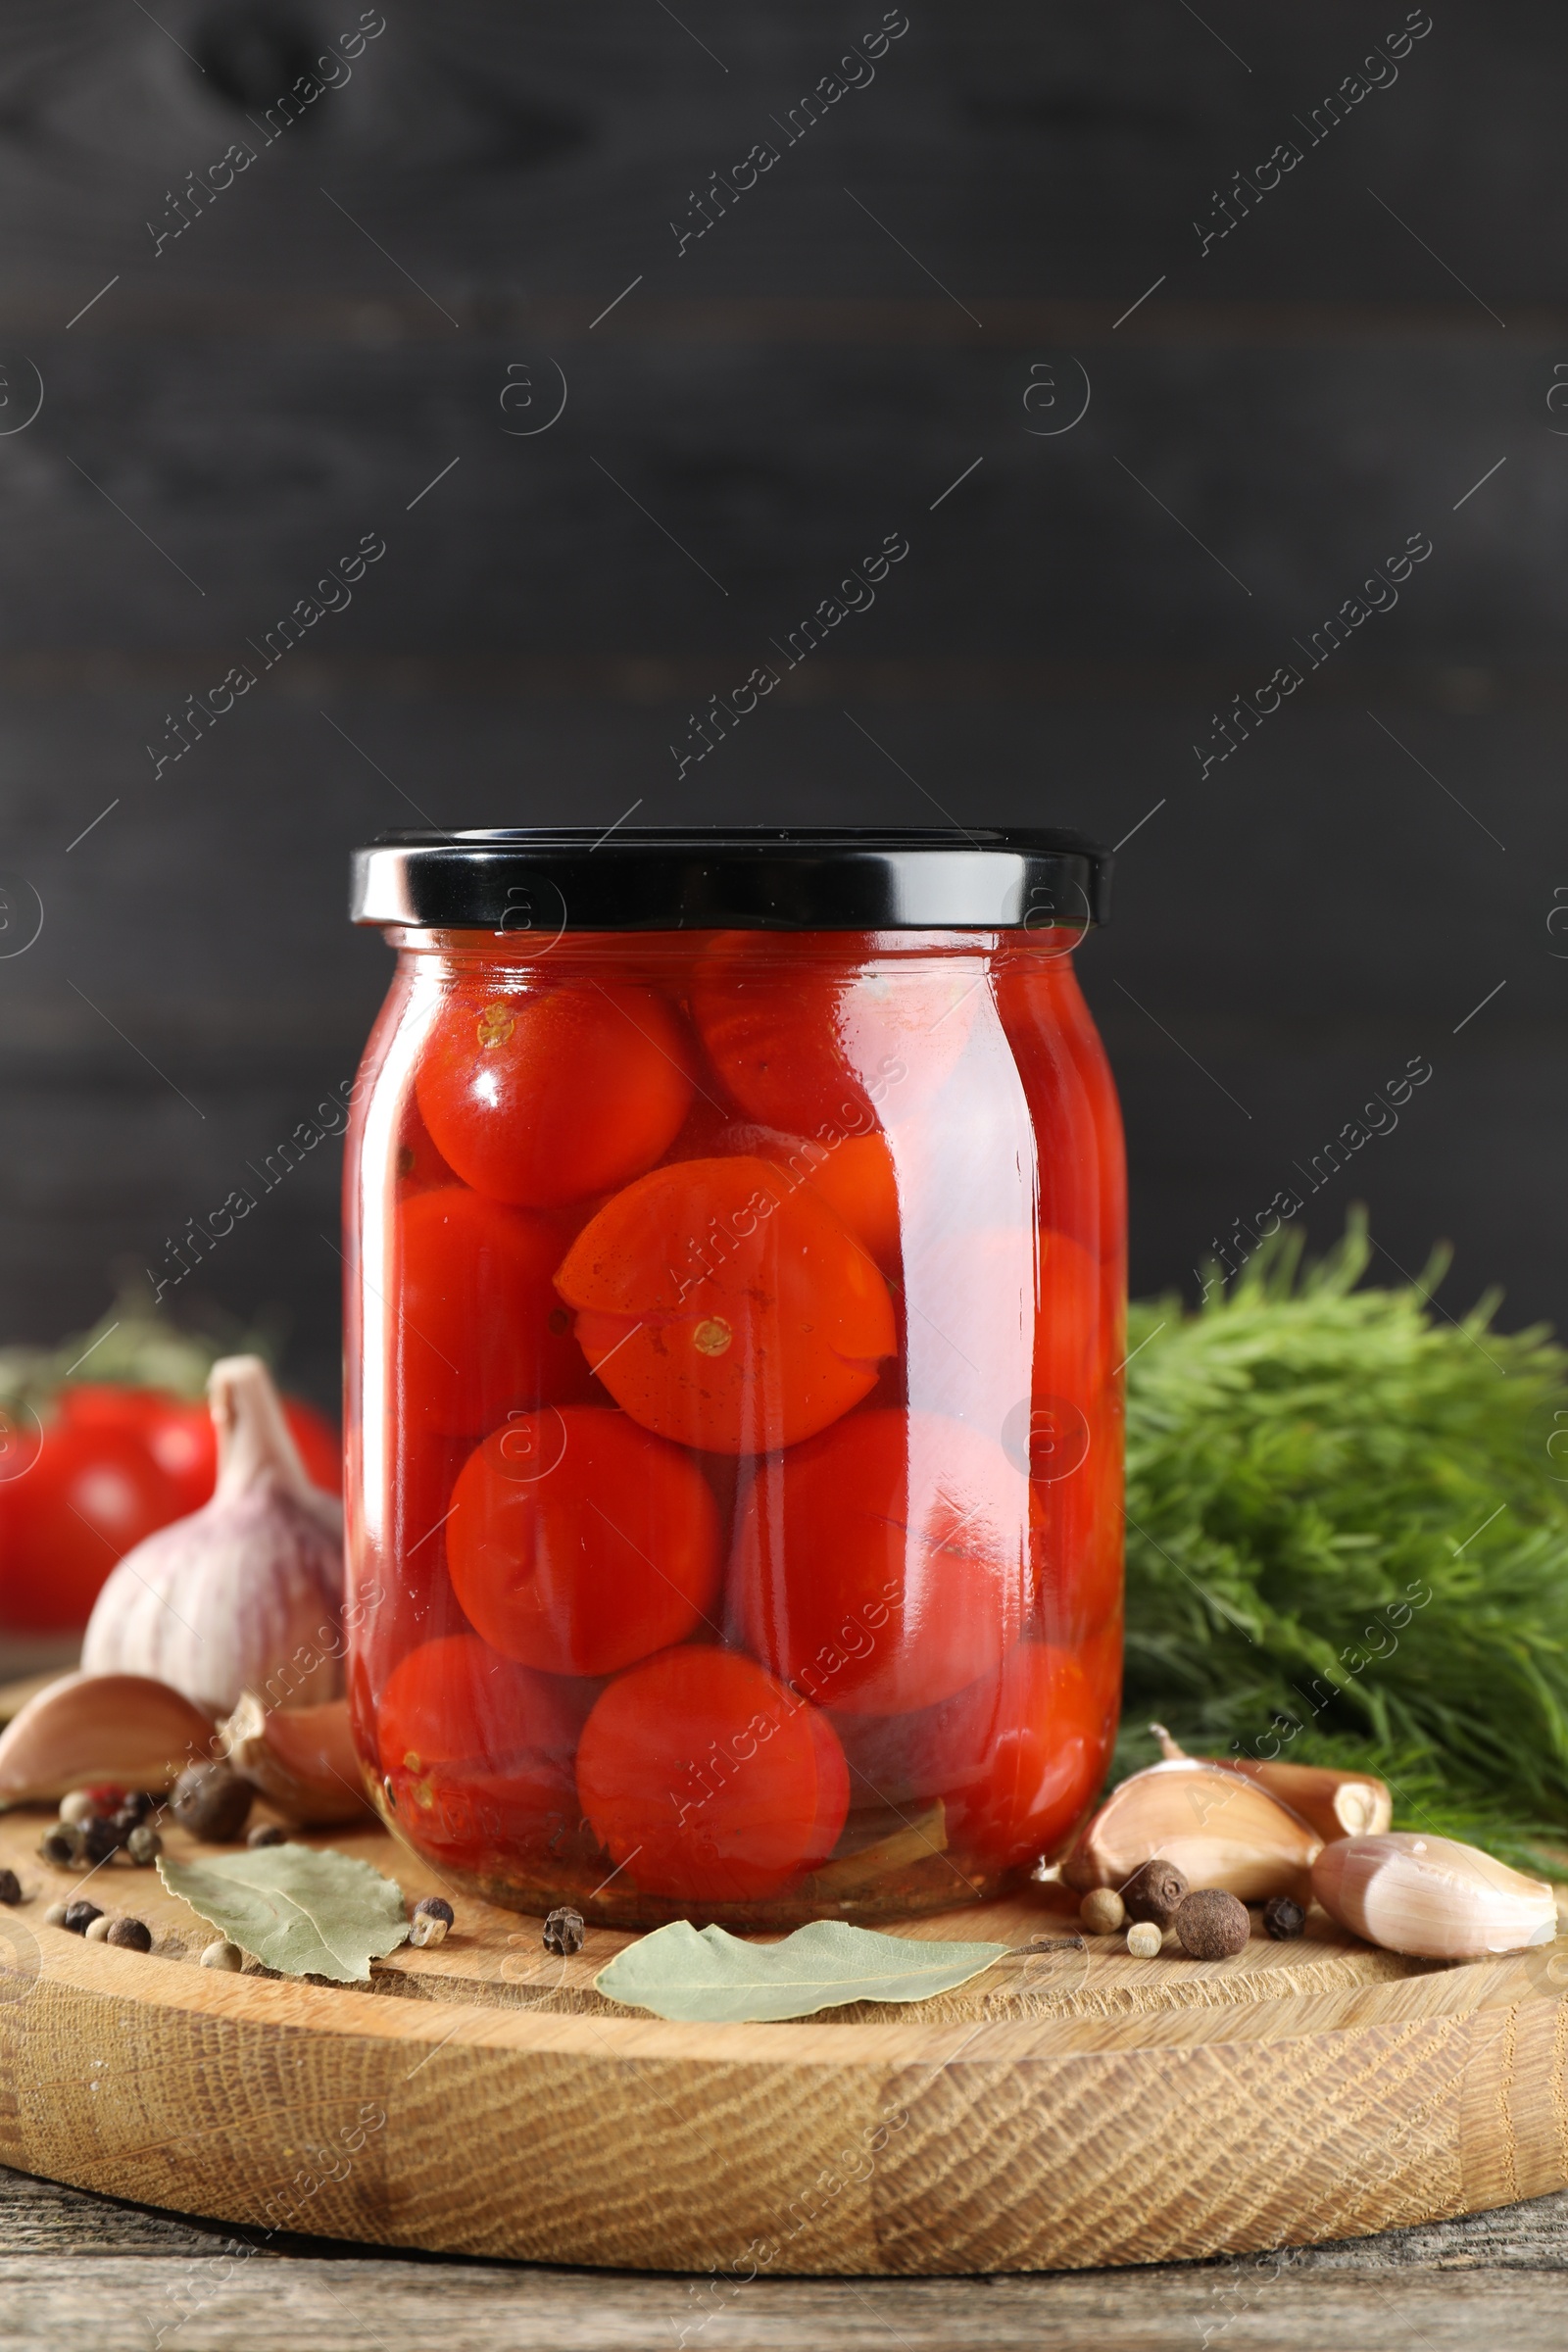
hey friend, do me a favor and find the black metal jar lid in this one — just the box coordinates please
[351,827,1110,933]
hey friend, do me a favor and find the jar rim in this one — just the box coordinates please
[350,825,1111,935]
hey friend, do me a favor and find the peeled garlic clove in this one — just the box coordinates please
[1148,1725,1392,1844]
[0,1673,217,1804]
[1313,1833,1557,1958]
[220,1691,371,1825]
[1063,1758,1321,1903]
[82,1357,343,1719]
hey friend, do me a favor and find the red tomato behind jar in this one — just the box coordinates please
[555,1156,896,1454]
[59,1384,340,1511]
[445,1406,721,1677]
[730,1408,1028,1717]
[0,1381,342,1631]
[396,1185,595,1437]
[416,980,695,1209]
[0,1420,181,1631]
[833,1639,1114,1872]
[689,933,979,1134]
[576,1644,849,1902]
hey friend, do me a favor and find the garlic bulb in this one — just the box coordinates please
[1312,1832,1557,1958]
[82,1357,343,1719]
[1063,1754,1321,1903]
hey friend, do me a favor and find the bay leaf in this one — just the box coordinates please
[595,1917,1009,2024]
[158,1843,409,1984]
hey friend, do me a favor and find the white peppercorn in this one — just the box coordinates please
[1079,1886,1125,1936]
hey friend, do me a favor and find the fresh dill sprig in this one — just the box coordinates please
[1121,1210,1568,1873]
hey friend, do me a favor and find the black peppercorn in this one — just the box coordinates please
[0,1868,21,1906]
[1263,1894,1306,1941]
[171,1762,253,1842]
[40,1826,82,1868]
[119,1791,157,1825]
[106,1917,153,1953]
[62,1900,103,1936]
[80,1816,126,1865]
[1120,1859,1189,1928]
[247,1823,287,1849]
[543,1906,585,1956]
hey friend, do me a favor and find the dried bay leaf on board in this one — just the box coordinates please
[596,1917,1009,2024]
[158,1843,409,1983]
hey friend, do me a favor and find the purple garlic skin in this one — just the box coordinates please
[82,1357,344,1720]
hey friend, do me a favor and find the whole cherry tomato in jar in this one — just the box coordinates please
[554,1155,896,1454]
[416,980,694,1209]
[445,1406,722,1677]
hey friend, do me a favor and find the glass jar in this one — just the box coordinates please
[345,829,1124,1930]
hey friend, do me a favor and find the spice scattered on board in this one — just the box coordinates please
[1173,1889,1250,1960]
[158,1842,408,1983]
[597,1919,1010,2024]
[409,1895,454,1949]
[1079,1887,1124,1936]
[544,1905,585,1956]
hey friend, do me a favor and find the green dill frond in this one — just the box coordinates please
[1122,1209,1568,1872]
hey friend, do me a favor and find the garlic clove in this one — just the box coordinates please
[0,1673,217,1804]
[1312,1832,1558,1958]
[1063,1758,1322,1904]
[81,1356,344,1719]
[1221,1759,1392,1842]
[219,1691,371,1825]
[1149,1726,1392,1843]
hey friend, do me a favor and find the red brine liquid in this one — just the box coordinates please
[344,928,1125,1928]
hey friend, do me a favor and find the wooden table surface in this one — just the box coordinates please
[3,2162,1565,2350]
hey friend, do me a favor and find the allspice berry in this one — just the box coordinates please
[171,1763,252,1843]
[107,1918,153,1953]
[1173,1887,1250,1960]
[1080,1886,1126,1936]
[1126,1921,1163,1958]
[1263,1895,1305,1941]
[544,1905,586,1956]
[1120,1858,1189,1928]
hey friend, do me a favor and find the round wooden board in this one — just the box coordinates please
[0,1808,1564,2276]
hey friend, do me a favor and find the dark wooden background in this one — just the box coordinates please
[0,0,1558,1405]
